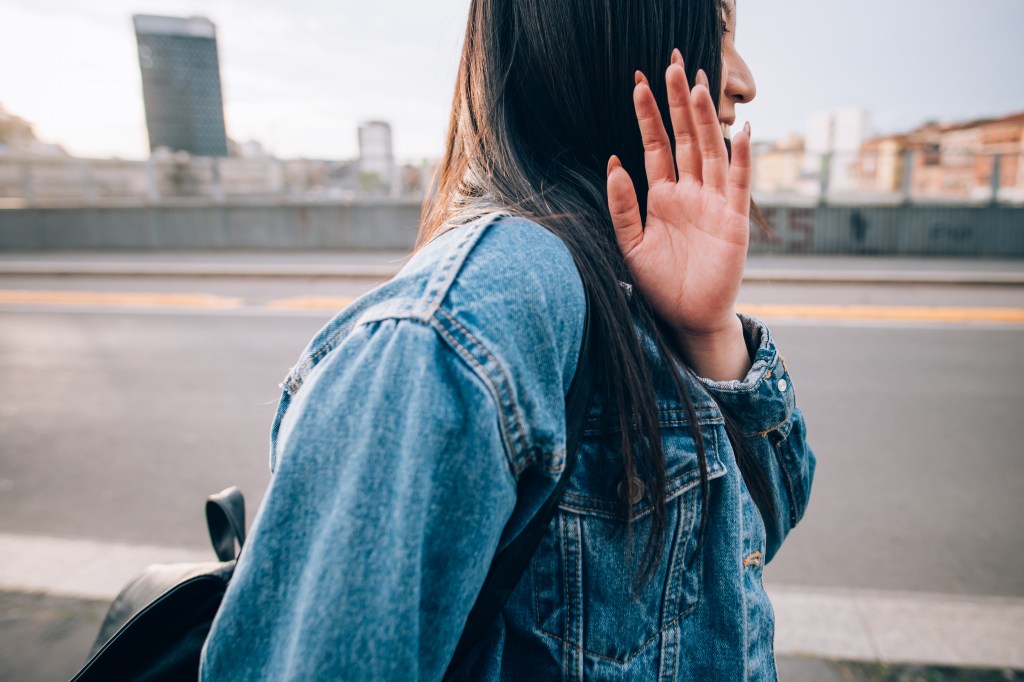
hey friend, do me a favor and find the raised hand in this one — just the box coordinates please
[606,48,753,380]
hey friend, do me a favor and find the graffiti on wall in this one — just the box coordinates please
[749,206,817,253]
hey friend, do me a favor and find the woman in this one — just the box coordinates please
[201,0,815,679]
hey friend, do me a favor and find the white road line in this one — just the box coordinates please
[1,532,1021,669]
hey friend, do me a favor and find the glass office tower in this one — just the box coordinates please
[133,15,228,157]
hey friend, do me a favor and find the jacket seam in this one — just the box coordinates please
[282,210,508,397]
[559,466,728,520]
[774,432,802,529]
[427,314,521,484]
[432,307,535,476]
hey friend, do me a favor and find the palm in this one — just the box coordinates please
[607,55,752,337]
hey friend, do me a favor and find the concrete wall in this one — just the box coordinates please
[0,201,423,251]
[0,200,1021,256]
[750,204,1024,256]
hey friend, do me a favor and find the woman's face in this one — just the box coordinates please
[718,0,757,141]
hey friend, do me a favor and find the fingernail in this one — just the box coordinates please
[743,121,751,136]
[671,48,682,65]
[607,155,621,177]
[634,70,647,86]
[697,69,709,88]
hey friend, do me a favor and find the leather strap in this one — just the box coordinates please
[444,284,595,678]
[205,486,246,562]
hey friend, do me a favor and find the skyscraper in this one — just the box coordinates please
[358,121,395,193]
[133,15,228,157]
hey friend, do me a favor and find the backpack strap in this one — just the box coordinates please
[444,282,595,678]
[206,486,246,562]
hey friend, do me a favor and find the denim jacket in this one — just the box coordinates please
[201,211,815,681]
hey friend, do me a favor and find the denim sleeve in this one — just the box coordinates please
[201,319,519,680]
[695,313,816,563]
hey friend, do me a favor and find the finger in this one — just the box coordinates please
[691,74,730,192]
[726,122,752,218]
[665,51,701,184]
[606,155,644,256]
[632,71,676,188]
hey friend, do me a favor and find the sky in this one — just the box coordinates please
[2,0,1023,161]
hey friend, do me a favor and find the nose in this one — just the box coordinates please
[723,50,757,107]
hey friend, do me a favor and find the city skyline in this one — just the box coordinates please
[3,0,1023,161]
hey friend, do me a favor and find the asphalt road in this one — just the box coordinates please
[1,274,1022,601]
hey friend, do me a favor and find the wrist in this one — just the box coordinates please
[672,314,752,382]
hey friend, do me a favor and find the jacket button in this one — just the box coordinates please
[777,378,788,392]
[618,476,645,505]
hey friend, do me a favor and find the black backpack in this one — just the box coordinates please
[71,293,594,682]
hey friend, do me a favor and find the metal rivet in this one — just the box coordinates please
[618,476,645,505]
[777,378,788,392]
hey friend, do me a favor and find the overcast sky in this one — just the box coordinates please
[3,0,1023,161]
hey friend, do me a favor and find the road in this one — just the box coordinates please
[1,267,1023,679]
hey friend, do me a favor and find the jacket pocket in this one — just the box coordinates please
[530,409,728,664]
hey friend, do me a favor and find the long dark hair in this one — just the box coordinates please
[418,0,774,580]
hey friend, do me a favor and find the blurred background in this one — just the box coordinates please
[1,0,1022,680]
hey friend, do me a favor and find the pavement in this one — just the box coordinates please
[0,251,1022,285]
[3,585,1019,681]
[2,534,1023,680]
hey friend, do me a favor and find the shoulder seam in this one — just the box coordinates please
[429,307,527,480]
[421,210,514,317]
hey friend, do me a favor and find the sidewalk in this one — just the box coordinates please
[2,533,1022,680]
[0,251,1022,285]
[3,589,1021,681]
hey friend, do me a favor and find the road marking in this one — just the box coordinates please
[738,304,1024,324]
[265,295,356,310]
[1,291,1023,326]
[0,532,1021,669]
[0,290,243,309]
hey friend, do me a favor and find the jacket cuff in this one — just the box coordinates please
[695,313,796,437]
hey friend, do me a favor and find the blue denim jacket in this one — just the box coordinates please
[201,211,815,681]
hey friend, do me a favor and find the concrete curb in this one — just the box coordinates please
[0,262,400,279]
[0,261,1022,285]
[1,532,1022,670]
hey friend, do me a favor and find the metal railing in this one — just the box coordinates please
[2,148,1022,208]
[750,148,1024,206]
[0,155,429,207]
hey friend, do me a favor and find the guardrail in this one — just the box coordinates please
[2,148,1022,207]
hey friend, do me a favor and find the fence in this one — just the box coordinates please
[0,155,399,206]
[750,148,1024,205]
[0,148,1021,254]
[1,149,1023,207]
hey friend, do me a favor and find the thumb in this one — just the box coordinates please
[606,155,644,256]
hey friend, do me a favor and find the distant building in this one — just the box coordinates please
[852,134,908,194]
[804,108,872,195]
[133,15,228,157]
[0,103,69,157]
[855,111,1024,201]
[751,134,805,196]
[357,121,395,194]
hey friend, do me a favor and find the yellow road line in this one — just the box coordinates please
[264,296,357,310]
[0,290,243,309]
[737,304,1024,324]
[2,290,1020,324]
